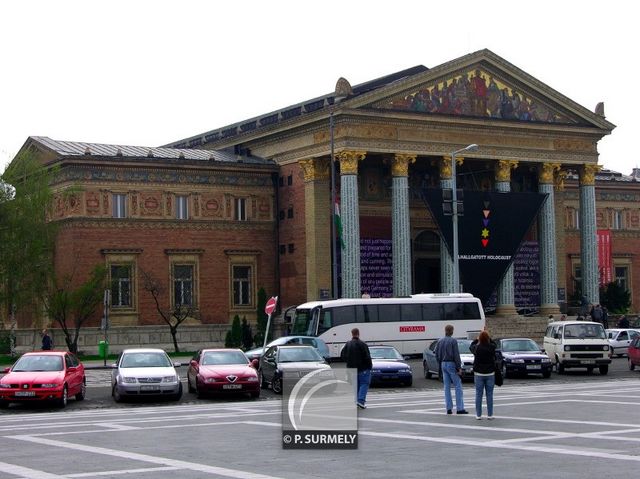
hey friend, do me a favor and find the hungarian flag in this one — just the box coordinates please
[335,202,345,249]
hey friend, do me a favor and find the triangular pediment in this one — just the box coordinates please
[352,50,614,130]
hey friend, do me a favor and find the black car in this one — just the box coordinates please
[497,338,552,378]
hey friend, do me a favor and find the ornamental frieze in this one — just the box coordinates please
[313,124,397,144]
[553,138,596,153]
[139,192,163,217]
[200,194,224,218]
[56,218,274,231]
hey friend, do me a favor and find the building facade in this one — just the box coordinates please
[12,49,640,332]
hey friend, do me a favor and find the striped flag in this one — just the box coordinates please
[334,202,345,249]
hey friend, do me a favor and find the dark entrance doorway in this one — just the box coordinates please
[413,230,441,293]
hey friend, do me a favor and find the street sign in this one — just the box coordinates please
[265,296,278,316]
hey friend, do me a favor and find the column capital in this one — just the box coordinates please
[579,164,601,186]
[337,151,366,175]
[391,153,416,177]
[299,158,330,182]
[495,160,518,182]
[439,155,464,180]
[538,162,562,185]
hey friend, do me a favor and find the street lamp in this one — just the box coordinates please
[451,143,478,293]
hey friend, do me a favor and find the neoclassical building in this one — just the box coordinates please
[14,49,638,330]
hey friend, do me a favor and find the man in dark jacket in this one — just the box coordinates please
[341,328,372,409]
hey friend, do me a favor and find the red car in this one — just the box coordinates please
[187,348,260,398]
[0,351,86,408]
[629,336,640,371]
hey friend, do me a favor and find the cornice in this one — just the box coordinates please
[56,217,274,231]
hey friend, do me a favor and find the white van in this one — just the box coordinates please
[543,321,611,375]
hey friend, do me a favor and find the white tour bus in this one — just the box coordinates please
[290,293,485,359]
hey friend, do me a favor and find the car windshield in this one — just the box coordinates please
[370,347,403,360]
[563,324,606,339]
[13,355,63,372]
[121,352,172,368]
[202,351,248,365]
[278,347,322,362]
[457,340,472,354]
[501,340,541,352]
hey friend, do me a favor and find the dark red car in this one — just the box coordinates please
[186,349,260,398]
[0,351,86,408]
[628,336,640,371]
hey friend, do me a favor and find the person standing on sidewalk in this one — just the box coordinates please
[435,325,468,415]
[470,331,497,420]
[341,328,372,409]
[41,329,53,350]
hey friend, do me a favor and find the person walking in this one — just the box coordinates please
[618,315,630,328]
[435,325,468,415]
[41,329,53,350]
[341,327,372,409]
[591,304,604,325]
[601,306,609,329]
[470,331,497,420]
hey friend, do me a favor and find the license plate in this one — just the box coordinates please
[15,391,36,397]
[526,365,540,370]
[580,360,595,364]
[223,384,242,390]
[141,385,160,391]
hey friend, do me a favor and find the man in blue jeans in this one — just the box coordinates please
[341,328,372,409]
[435,324,468,415]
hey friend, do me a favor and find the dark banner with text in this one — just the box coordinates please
[423,189,547,304]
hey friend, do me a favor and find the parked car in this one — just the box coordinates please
[543,321,611,374]
[258,345,331,394]
[628,336,640,371]
[606,329,640,357]
[111,348,182,402]
[370,345,412,387]
[186,349,260,398]
[496,338,552,378]
[423,339,474,380]
[0,351,86,408]
[245,336,330,361]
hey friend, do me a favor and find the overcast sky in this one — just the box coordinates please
[1,1,637,175]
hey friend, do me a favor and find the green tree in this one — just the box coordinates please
[0,153,57,355]
[254,287,268,345]
[44,264,107,354]
[600,281,631,314]
[225,315,242,348]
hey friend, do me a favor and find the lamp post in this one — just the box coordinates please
[450,143,478,293]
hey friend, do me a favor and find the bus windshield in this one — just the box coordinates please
[291,308,316,336]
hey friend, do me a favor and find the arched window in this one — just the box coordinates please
[414,231,440,253]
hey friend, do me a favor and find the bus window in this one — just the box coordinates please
[462,302,481,319]
[355,305,366,323]
[422,303,442,321]
[364,305,378,323]
[292,309,313,335]
[378,304,400,322]
[333,306,355,327]
[400,304,422,321]
[443,303,465,320]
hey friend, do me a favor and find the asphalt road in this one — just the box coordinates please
[1,356,636,413]
[0,373,639,479]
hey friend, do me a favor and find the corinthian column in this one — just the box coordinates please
[338,151,366,298]
[495,160,518,316]
[580,164,601,305]
[391,154,416,296]
[299,158,331,300]
[439,155,455,293]
[538,163,561,315]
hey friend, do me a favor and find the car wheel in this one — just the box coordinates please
[187,374,195,393]
[423,361,431,379]
[195,379,206,399]
[75,379,86,401]
[172,383,183,401]
[57,385,68,408]
[403,379,413,387]
[599,365,609,375]
[259,370,268,389]
[629,359,635,371]
[112,384,122,403]
[501,364,508,379]
[271,376,283,395]
[542,370,551,379]
[0,400,9,409]
[250,390,260,399]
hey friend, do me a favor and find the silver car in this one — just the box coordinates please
[111,348,182,402]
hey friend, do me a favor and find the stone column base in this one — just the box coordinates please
[495,305,519,316]
[539,304,561,317]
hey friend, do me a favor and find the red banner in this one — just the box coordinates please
[597,230,613,286]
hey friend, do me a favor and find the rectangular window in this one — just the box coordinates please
[615,266,629,291]
[288,243,295,254]
[110,265,131,307]
[113,194,127,218]
[612,210,623,230]
[279,210,285,220]
[279,176,284,187]
[174,265,194,307]
[235,198,247,221]
[176,196,189,220]
[287,175,293,186]
[232,265,252,306]
[573,209,580,230]
[279,245,286,255]
[287,206,294,219]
